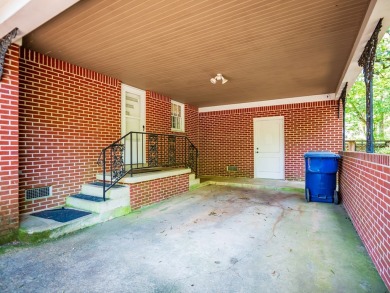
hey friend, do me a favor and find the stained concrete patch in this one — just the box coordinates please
[0,185,387,293]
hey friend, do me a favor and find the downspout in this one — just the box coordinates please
[338,83,348,151]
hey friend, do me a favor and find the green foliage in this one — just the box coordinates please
[346,29,390,140]
[377,147,390,154]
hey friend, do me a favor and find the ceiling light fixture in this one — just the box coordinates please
[210,73,228,84]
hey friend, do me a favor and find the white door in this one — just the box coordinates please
[253,116,284,179]
[121,84,146,165]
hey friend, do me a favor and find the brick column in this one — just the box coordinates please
[0,44,20,243]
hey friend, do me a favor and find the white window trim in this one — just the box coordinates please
[171,100,185,132]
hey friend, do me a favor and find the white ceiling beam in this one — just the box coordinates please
[0,0,79,41]
[199,93,336,113]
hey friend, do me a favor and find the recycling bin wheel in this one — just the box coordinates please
[305,188,310,202]
[334,190,339,205]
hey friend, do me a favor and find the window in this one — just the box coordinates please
[171,100,185,132]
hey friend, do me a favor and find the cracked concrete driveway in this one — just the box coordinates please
[0,185,387,293]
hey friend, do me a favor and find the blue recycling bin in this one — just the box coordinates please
[304,151,341,204]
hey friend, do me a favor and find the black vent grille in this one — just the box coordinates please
[227,166,238,172]
[25,186,52,200]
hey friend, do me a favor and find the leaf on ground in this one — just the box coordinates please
[239,197,249,200]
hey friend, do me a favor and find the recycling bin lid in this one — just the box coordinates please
[304,151,340,158]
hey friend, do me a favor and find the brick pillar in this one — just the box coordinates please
[0,44,20,243]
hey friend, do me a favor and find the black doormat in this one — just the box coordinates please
[89,182,126,188]
[31,208,91,223]
[71,193,106,202]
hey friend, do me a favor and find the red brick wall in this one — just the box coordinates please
[185,104,199,146]
[0,44,20,242]
[339,152,390,289]
[146,91,171,134]
[199,100,342,180]
[145,90,199,144]
[127,173,189,209]
[19,48,121,214]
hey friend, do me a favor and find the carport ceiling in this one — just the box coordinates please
[23,0,370,107]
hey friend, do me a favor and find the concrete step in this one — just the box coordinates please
[190,178,200,186]
[189,180,208,191]
[189,173,200,187]
[189,173,200,190]
[80,182,129,199]
[66,193,130,214]
[19,206,130,241]
[189,173,196,181]
[19,181,131,242]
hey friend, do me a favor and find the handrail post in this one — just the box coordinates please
[110,146,113,200]
[130,133,133,177]
[196,149,199,177]
[185,139,187,168]
[102,150,106,201]
[142,133,144,167]
[136,133,139,169]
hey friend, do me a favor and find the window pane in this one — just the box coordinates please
[177,106,181,117]
[172,116,176,129]
[177,117,181,130]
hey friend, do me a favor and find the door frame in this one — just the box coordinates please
[121,84,146,136]
[253,116,285,179]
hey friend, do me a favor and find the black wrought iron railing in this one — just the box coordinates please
[97,132,198,200]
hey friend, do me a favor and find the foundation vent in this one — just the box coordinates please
[25,186,52,200]
[227,166,238,172]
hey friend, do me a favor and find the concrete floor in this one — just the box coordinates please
[0,185,387,293]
